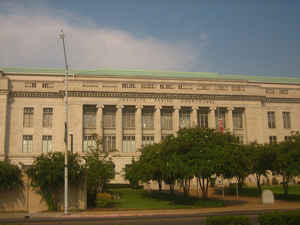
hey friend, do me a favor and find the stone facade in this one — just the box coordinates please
[0,69,300,185]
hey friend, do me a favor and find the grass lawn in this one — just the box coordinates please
[103,188,225,210]
[218,185,300,200]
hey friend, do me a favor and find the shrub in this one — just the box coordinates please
[272,177,279,185]
[206,215,250,225]
[258,211,300,225]
[96,193,114,208]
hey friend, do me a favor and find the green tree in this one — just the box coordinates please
[272,133,300,196]
[124,158,141,189]
[26,152,84,211]
[0,160,23,192]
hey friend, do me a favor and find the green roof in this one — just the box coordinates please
[1,67,300,84]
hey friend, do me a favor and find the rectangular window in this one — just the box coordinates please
[22,135,33,153]
[122,136,136,153]
[215,109,226,129]
[266,88,275,94]
[103,135,116,152]
[216,85,228,90]
[103,108,116,128]
[198,109,208,128]
[123,108,135,129]
[43,108,53,128]
[179,109,191,128]
[236,135,244,144]
[142,110,154,129]
[42,135,52,153]
[161,110,173,130]
[279,89,288,94]
[232,86,245,91]
[282,112,291,129]
[160,84,174,89]
[25,81,36,88]
[269,136,277,144]
[267,112,276,128]
[42,82,54,88]
[142,136,154,146]
[141,83,155,89]
[161,135,169,141]
[233,110,243,129]
[23,107,34,128]
[122,83,135,88]
[83,105,97,129]
[83,135,96,152]
[284,136,290,141]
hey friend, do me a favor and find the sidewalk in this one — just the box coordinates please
[0,195,299,222]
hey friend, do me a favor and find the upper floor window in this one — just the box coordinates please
[198,109,208,128]
[232,86,245,91]
[178,83,193,90]
[266,88,275,94]
[103,135,116,152]
[43,108,53,128]
[233,110,243,129]
[142,109,154,129]
[83,105,97,129]
[161,109,173,130]
[122,83,135,88]
[42,82,54,88]
[215,109,226,129]
[179,109,191,128]
[122,136,136,153]
[25,81,36,88]
[141,83,155,89]
[160,84,174,89]
[216,85,228,90]
[103,107,116,128]
[142,136,154,146]
[23,107,34,128]
[282,112,291,129]
[123,107,135,129]
[267,111,276,128]
[22,135,33,153]
[279,89,288,94]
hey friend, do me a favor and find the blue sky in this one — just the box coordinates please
[1,0,300,76]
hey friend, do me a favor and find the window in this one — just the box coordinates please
[141,83,155,89]
[160,84,174,89]
[161,135,169,141]
[122,136,136,153]
[42,136,52,153]
[198,109,208,128]
[42,82,54,88]
[232,86,245,91]
[83,135,96,152]
[284,136,291,141]
[43,108,53,128]
[179,109,191,128]
[103,108,116,128]
[216,85,228,90]
[269,136,277,144]
[161,109,173,130]
[22,135,33,153]
[122,83,135,88]
[282,112,291,129]
[142,110,154,129]
[236,135,244,144]
[267,112,276,128]
[178,83,192,89]
[23,107,34,128]
[25,81,36,88]
[83,105,97,129]
[123,108,135,129]
[142,136,154,146]
[215,109,226,129]
[279,89,288,94]
[266,88,275,94]
[103,135,116,152]
[233,110,243,129]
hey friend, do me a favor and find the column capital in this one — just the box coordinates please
[192,106,199,110]
[174,106,181,111]
[136,105,143,110]
[155,105,162,110]
[116,105,124,109]
[96,104,104,109]
[210,106,216,111]
[227,107,234,111]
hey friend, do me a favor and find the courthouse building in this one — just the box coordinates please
[1,68,300,182]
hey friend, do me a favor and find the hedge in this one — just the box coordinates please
[206,215,251,225]
[258,211,300,225]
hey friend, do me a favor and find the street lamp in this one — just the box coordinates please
[59,29,69,215]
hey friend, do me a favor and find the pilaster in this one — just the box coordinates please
[116,105,123,152]
[96,104,103,139]
[191,106,198,127]
[227,107,233,132]
[154,105,161,143]
[0,94,8,159]
[135,105,143,150]
[173,106,180,134]
[209,107,216,129]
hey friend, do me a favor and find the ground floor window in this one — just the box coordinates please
[122,136,136,153]
[83,135,96,152]
[103,135,116,152]
[142,136,154,146]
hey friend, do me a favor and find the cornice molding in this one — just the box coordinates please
[9,90,300,103]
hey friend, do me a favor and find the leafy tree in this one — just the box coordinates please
[0,160,23,192]
[26,152,84,211]
[83,134,115,207]
[271,133,300,196]
[124,158,142,189]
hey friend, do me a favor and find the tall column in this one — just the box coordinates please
[191,106,198,127]
[209,107,216,129]
[0,94,8,160]
[173,106,180,134]
[96,104,103,139]
[154,105,161,143]
[227,107,233,132]
[116,105,123,152]
[135,105,143,150]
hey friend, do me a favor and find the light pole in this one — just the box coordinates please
[59,29,69,215]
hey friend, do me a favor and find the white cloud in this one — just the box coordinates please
[0,3,204,71]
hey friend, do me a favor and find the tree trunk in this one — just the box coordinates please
[198,177,209,199]
[158,179,162,192]
[256,174,262,194]
[169,184,175,194]
[282,175,289,197]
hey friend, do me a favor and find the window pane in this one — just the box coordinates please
[83,106,97,129]
[179,110,191,128]
[161,110,173,130]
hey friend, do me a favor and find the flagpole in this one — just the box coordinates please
[59,29,69,215]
